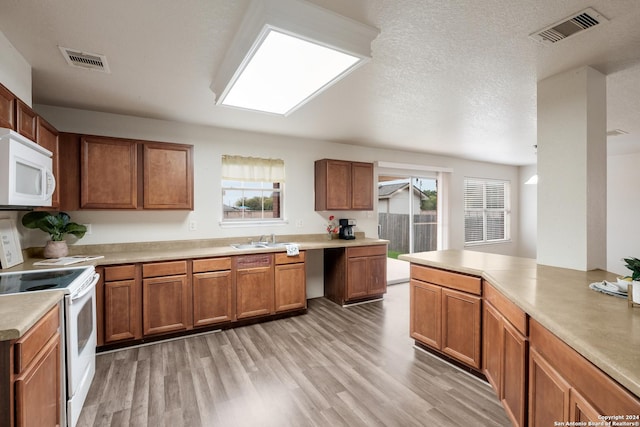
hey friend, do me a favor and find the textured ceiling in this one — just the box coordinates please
[1,0,639,166]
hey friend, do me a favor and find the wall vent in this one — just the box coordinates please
[529,8,608,45]
[58,46,110,73]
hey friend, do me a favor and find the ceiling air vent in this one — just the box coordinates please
[529,8,609,45]
[58,46,110,73]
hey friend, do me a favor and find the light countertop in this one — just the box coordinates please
[0,291,63,341]
[399,249,640,398]
[1,234,388,341]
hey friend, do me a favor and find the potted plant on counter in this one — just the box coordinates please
[621,257,640,304]
[22,211,87,258]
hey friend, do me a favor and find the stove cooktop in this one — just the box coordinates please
[0,266,92,295]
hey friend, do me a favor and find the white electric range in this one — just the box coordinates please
[0,265,99,427]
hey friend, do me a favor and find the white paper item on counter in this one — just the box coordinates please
[285,244,299,256]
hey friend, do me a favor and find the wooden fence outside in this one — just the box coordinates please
[379,212,437,254]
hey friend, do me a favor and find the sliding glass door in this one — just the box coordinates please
[378,175,438,256]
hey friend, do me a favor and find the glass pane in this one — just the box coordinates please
[77,300,93,355]
[16,162,41,195]
[486,182,505,209]
[486,211,505,240]
[465,211,484,243]
[464,180,484,209]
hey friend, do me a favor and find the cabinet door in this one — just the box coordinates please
[346,257,369,300]
[367,255,387,295]
[81,136,138,209]
[315,159,351,210]
[14,333,60,427]
[483,301,503,395]
[410,279,442,349]
[502,319,528,427]
[15,100,37,141]
[104,279,141,342]
[275,263,306,312]
[36,117,60,208]
[441,288,481,368]
[143,275,191,335]
[0,84,15,129]
[351,162,373,210]
[143,142,193,209]
[193,270,234,326]
[236,266,274,319]
[570,389,600,423]
[529,348,571,427]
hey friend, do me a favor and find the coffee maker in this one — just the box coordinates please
[339,218,356,240]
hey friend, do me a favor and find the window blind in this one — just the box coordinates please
[464,178,509,244]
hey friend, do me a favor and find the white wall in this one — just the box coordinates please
[537,66,607,271]
[0,30,31,105]
[518,164,537,259]
[607,152,640,277]
[26,105,522,256]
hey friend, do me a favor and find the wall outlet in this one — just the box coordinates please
[189,220,197,231]
[296,219,303,228]
[83,224,92,235]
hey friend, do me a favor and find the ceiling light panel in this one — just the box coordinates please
[212,0,379,115]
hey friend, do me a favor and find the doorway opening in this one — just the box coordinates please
[378,175,439,283]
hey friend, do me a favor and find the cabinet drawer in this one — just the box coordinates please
[14,305,59,374]
[347,245,387,258]
[411,264,481,295]
[484,281,528,335]
[104,264,136,281]
[143,260,187,278]
[275,251,305,265]
[235,254,273,269]
[193,257,232,273]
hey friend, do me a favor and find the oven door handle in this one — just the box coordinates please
[71,273,100,303]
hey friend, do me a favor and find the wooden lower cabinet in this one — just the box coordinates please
[529,319,640,426]
[192,257,234,327]
[143,261,191,336]
[274,252,306,313]
[103,265,141,343]
[325,245,387,305]
[1,304,62,427]
[483,282,528,427]
[14,334,60,427]
[235,254,274,319]
[410,279,442,349]
[409,264,481,369]
[99,250,311,348]
[441,288,481,368]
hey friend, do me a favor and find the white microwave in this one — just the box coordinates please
[0,127,55,208]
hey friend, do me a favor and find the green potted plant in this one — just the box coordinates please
[621,257,640,304]
[22,211,87,258]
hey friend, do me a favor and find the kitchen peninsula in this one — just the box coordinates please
[400,249,640,425]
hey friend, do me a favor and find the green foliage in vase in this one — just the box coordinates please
[22,211,87,241]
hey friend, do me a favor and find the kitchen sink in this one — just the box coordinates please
[230,242,294,250]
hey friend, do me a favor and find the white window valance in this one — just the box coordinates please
[221,155,285,182]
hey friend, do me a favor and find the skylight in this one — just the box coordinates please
[211,0,379,116]
[220,29,360,115]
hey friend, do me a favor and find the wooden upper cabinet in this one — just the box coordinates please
[36,117,60,208]
[315,159,373,211]
[351,162,374,210]
[15,100,37,141]
[80,136,138,209]
[143,142,193,209]
[75,135,194,210]
[0,83,15,129]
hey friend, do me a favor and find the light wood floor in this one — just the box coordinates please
[78,283,510,426]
